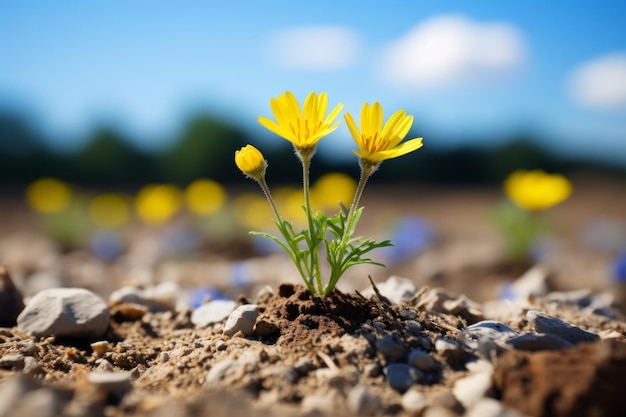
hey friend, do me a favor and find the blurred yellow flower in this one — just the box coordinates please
[258,91,343,151]
[185,178,227,216]
[504,170,572,211]
[26,177,72,213]
[89,193,129,228]
[233,193,274,230]
[135,184,182,225]
[235,145,266,180]
[345,102,423,164]
[311,172,357,211]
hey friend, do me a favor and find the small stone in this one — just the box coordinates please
[375,335,408,362]
[453,369,494,409]
[361,276,418,304]
[109,303,148,322]
[108,286,144,305]
[223,304,258,337]
[88,372,132,395]
[401,388,427,413]
[17,288,110,338]
[385,363,422,393]
[191,300,237,328]
[435,338,464,367]
[0,353,25,370]
[90,341,113,358]
[206,359,239,384]
[506,332,574,351]
[408,349,439,372]
[526,310,600,345]
[347,383,381,416]
[508,265,551,299]
[465,398,522,417]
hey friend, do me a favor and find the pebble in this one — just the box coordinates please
[206,359,239,384]
[507,265,551,299]
[408,349,439,372]
[191,300,238,328]
[375,335,408,362]
[0,266,25,327]
[435,338,464,367]
[461,320,518,357]
[0,353,26,370]
[223,304,258,337]
[452,368,494,409]
[465,398,523,417]
[90,341,113,358]
[347,383,381,416]
[506,332,574,351]
[361,275,418,304]
[401,388,427,413]
[87,372,132,396]
[17,288,110,338]
[385,363,422,393]
[526,310,600,345]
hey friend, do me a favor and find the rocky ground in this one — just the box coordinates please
[0,181,626,417]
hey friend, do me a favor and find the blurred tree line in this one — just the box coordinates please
[0,109,624,187]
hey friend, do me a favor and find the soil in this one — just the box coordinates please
[1,181,626,417]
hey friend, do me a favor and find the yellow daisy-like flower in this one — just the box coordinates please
[258,91,343,151]
[345,102,423,164]
[235,144,267,180]
[504,170,572,211]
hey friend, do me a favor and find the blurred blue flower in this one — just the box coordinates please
[384,216,436,262]
[188,286,229,308]
[89,230,124,261]
[612,250,626,283]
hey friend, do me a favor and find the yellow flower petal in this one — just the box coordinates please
[235,144,267,180]
[504,170,572,211]
[258,91,343,151]
[346,102,423,164]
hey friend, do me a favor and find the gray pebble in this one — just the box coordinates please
[506,332,574,351]
[191,300,238,328]
[17,288,110,338]
[223,304,258,337]
[526,310,600,345]
[376,335,408,362]
[385,363,422,393]
[347,383,381,416]
[408,349,439,372]
[0,353,25,370]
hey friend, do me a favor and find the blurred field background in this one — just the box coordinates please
[1,1,625,303]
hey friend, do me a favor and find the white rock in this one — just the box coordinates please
[191,300,238,328]
[509,265,550,299]
[361,276,418,304]
[17,288,110,338]
[401,388,427,413]
[223,304,258,337]
[452,369,493,409]
[347,383,381,416]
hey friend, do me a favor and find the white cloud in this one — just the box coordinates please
[267,25,360,70]
[382,15,526,88]
[568,54,626,109]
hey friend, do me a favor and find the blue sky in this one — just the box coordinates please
[1,1,626,164]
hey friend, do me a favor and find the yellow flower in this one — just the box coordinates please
[89,193,129,228]
[235,145,267,180]
[135,184,182,225]
[258,91,343,151]
[185,178,227,216]
[26,177,72,214]
[345,102,423,164]
[504,170,572,211]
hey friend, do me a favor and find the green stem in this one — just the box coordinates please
[323,159,379,295]
[258,177,315,294]
[301,153,323,294]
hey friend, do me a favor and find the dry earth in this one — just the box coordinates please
[0,179,625,417]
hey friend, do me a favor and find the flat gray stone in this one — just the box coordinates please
[408,349,439,372]
[223,304,258,336]
[375,335,408,362]
[507,332,574,351]
[385,363,422,393]
[17,288,110,338]
[526,310,600,345]
[191,300,238,328]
